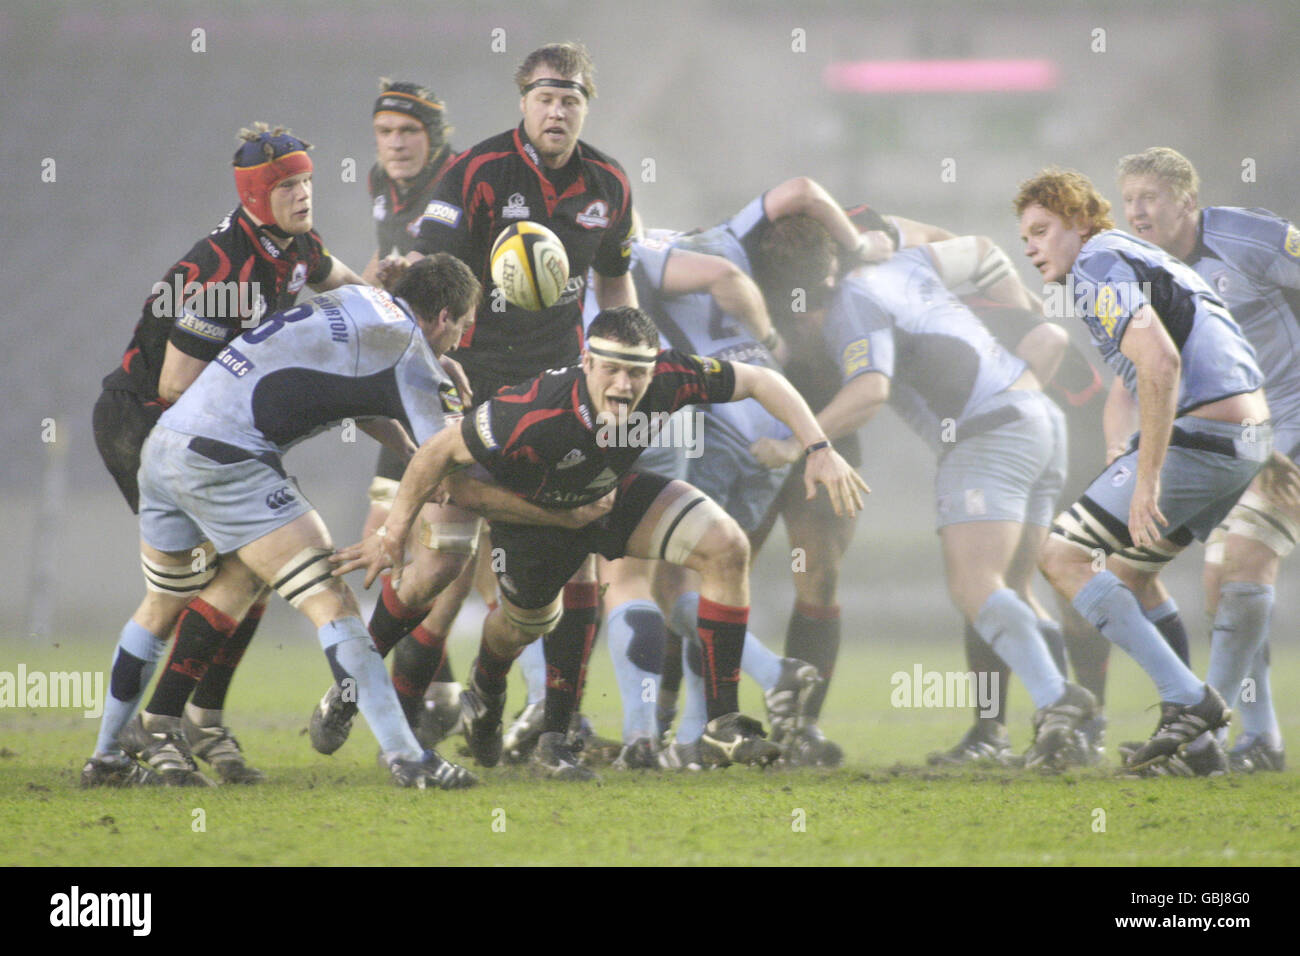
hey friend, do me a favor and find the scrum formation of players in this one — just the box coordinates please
[82,41,1298,790]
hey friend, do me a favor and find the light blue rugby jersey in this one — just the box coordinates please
[1070,229,1262,415]
[617,196,792,446]
[821,246,1027,448]
[158,284,460,456]
[1187,207,1300,429]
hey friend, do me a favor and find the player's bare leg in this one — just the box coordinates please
[114,547,263,787]
[1203,475,1298,770]
[942,520,1088,768]
[84,540,218,788]
[773,483,853,763]
[624,482,780,768]
[244,511,473,788]
[308,502,473,755]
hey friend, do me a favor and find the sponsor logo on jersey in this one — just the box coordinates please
[963,488,987,516]
[215,345,254,378]
[502,192,530,219]
[577,402,593,429]
[1214,272,1231,295]
[258,235,282,259]
[1095,285,1122,337]
[576,200,610,229]
[287,261,309,294]
[1285,225,1300,259]
[175,310,227,343]
[265,487,298,510]
[475,403,497,450]
[557,448,586,469]
[842,339,872,375]
[694,355,723,376]
[1111,465,1132,487]
[439,382,464,414]
[375,290,407,323]
[421,201,462,228]
[373,194,387,221]
[522,142,540,166]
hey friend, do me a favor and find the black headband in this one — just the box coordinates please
[521,77,590,99]
[373,90,444,131]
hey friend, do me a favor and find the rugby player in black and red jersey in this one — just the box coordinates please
[333,307,869,779]
[84,124,365,787]
[309,43,640,775]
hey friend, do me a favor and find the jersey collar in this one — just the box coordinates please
[513,123,586,213]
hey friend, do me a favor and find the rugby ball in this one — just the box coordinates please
[489,221,569,311]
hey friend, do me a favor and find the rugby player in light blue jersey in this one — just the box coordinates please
[100,256,605,790]
[1016,168,1272,774]
[1117,148,1300,772]
[754,228,1086,767]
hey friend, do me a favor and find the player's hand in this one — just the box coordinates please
[439,354,474,408]
[1105,442,1129,466]
[331,524,407,590]
[1127,475,1168,550]
[804,447,870,518]
[1259,451,1300,510]
[374,255,408,292]
[750,436,801,469]
[558,489,617,528]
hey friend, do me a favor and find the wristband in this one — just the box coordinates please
[804,440,831,457]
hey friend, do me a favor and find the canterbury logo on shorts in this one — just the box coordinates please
[265,487,298,510]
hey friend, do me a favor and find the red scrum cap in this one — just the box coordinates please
[232,124,313,223]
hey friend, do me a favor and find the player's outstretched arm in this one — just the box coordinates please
[661,249,783,358]
[357,418,418,461]
[750,372,888,468]
[926,236,1042,312]
[891,215,956,246]
[312,256,367,291]
[443,473,615,528]
[731,362,869,516]
[332,424,474,588]
[1119,305,1180,548]
[764,177,865,259]
[594,270,638,310]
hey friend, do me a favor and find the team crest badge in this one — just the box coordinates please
[287,262,309,293]
[502,193,530,219]
[576,200,610,229]
[372,194,387,221]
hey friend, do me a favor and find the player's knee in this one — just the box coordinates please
[694,515,749,581]
[1038,534,1083,587]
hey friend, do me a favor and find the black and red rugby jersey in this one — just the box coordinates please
[369,146,459,258]
[462,350,734,508]
[103,205,332,401]
[415,123,634,388]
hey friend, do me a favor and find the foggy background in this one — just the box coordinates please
[2,1,1297,651]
